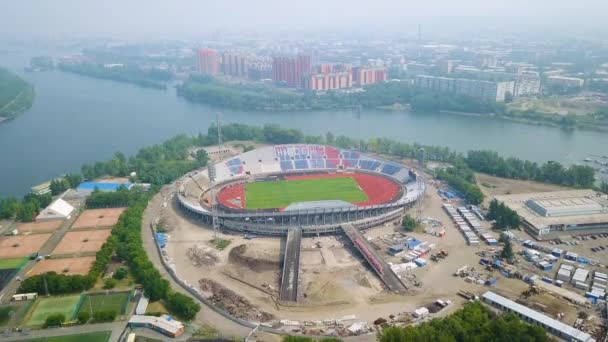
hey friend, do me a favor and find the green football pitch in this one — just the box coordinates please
[77,292,129,316]
[244,177,368,209]
[26,294,82,326]
[0,257,27,270]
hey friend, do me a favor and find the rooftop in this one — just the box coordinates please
[482,291,594,342]
[495,190,608,229]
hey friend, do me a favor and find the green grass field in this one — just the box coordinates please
[77,292,129,316]
[245,177,368,209]
[26,294,82,326]
[20,331,111,342]
[0,257,27,270]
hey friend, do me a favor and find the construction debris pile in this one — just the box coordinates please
[454,265,497,286]
[279,315,372,337]
[199,278,274,321]
[187,245,219,267]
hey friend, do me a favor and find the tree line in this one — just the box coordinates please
[58,63,171,89]
[436,161,485,205]
[112,192,200,320]
[466,150,596,188]
[81,135,208,186]
[177,75,504,114]
[377,301,548,342]
[0,66,35,119]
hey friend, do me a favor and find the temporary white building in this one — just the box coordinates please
[36,198,74,221]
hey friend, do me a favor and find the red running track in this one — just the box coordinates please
[217,183,245,209]
[217,172,401,210]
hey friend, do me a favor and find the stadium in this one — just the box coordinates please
[177,144,425,236]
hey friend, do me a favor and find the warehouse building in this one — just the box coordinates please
[494,190,608,240]
[482,291,595,342]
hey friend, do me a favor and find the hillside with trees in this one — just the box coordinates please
[0,67,35,119]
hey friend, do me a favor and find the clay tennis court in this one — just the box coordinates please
[71,208,125,230]
[16,219,63,234]
[52,229,111,255]
[0,234,52,258]
[28,256,95,276]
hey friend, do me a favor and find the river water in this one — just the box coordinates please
[1,49,607,197]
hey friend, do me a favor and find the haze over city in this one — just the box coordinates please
[1,0,608,39]
[1,1,608,342]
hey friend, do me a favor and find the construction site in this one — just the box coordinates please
[138,144,608,340]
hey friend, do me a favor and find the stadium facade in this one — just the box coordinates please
[177,144,425,236]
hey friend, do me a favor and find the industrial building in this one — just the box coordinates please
[414,75,514,102]
[547,76,585,88]
[482,291,596,342]
[494,190,608,240]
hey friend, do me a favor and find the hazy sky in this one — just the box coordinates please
[1,0,607,39]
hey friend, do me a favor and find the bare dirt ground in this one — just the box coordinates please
[475,173,571,207]
[27,256,95,276]
[0,233,52,258]
[15,220,63,234]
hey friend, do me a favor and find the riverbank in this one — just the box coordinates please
[0,67,35,120]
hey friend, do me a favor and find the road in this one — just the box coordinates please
[279,227,301,302]
[141,186,251,339]
[0,199,85,304]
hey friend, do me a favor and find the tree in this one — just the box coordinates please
[601,181,608,194]
[500,236,514,261]
[487,199,520,230]
[103,278,116,289]
[50,179,69,196]
[44,313,66,327]
[65,173,83,188]
[165,292,201,320]
[77,311,90,324]
[195,149,209,167]
[402,214,419,232]
[113,267,128,280]
[92,310,116,323]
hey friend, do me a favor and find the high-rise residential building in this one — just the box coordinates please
[221,52,248,78]
[197,49,218,75]
[352,67,387,87]
[415,75,515,102]
[303,64,353,91]
[272,54,312,88]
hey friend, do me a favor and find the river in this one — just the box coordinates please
[1,49,607,197]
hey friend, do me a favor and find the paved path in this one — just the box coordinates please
[3,322,126,341]
[141,187,251,339]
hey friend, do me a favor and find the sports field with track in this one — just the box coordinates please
[244,177,368,209]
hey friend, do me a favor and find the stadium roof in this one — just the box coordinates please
[482,291,595,342]
[284,200,356,212]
